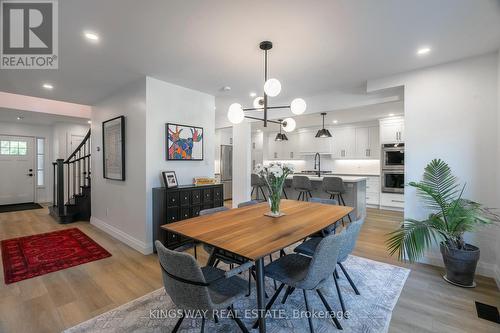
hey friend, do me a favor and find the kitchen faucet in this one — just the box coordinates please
[314,152,321,177]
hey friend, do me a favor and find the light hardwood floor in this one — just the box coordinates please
[0,205,498,333]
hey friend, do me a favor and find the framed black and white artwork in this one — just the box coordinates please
[102,116,125,180]
[162,171,178,188]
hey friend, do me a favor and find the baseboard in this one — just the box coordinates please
[90,216,153,255]
[420,253,497,280]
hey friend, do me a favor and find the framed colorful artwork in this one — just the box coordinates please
[166,123,204,160]
[102,116,125,180]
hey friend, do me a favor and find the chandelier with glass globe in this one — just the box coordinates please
[227,41,306,134]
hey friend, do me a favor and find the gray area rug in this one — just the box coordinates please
[64,255,410,333]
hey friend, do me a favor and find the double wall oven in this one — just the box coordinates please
[381,143,404,193]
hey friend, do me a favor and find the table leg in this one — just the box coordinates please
[255,257,266,333]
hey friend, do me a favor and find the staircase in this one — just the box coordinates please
[49,130,91,224]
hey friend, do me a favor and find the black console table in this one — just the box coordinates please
[152,183,224,251]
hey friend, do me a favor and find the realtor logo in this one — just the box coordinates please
[1,0,58,69]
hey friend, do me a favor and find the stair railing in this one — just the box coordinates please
[52,129,91,212]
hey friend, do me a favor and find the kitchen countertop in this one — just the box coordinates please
[287,174,367,183]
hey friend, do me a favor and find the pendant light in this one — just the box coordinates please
[275,119,289,141]
[315,112,332,138]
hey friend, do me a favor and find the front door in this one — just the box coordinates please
[0,136,36,205]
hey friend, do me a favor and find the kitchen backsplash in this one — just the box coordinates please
[262,158,380,175]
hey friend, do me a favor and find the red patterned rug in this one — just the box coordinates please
[1,228,111,284]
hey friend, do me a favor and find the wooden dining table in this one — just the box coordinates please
[162,199,353,333]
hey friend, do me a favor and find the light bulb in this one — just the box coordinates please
[282,118,296,132]
[253,96,264,109]
[227,103,244,124]
[290,98,306,115]
[263,78,281,97]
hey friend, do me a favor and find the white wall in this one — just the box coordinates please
[53,122,90,160]
[368,52,499,279]
[145,77,215,244]
[0,122,53,202]
[91,77,215,254]
[91,79,149,253]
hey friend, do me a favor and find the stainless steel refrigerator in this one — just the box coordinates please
[220,145,232,200]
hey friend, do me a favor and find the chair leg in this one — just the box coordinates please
[307,191,312,201]
[339,194,352,222]
[303,289,315,333]
[214,314,219,323]
[252,283,285,329]
[316,289,343,330]
[200,316,205,333]
[268,254,278,290]
[229,305,249,333]
[213,259,220,268]
[297,191,302,201]
[280,249,286,257]
[281,286,295,304]
[334,269,340,279]
[338,262,360,295]
[246,268,252,297]
[260,187,267,201]
[251,187,255,197]
[283,188,288,199]
[172,311,185,333]
[333,269,346,316]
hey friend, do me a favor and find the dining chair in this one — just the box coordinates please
[309,197,340,235]
[293,218,365,316]
[251,173,267,200]
[322,177,352,222]
[292,175,313,201]
[200,205,269,297]
[253,232,347,332]
[155,241,251,333]
[237,199,265,208]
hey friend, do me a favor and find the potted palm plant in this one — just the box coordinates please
[387,159,499,287]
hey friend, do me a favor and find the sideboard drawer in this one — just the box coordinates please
[179,190,190,206]
[166,207,179,223]
[180,207,191,220]
[191,205,201,217]
[167,192,179,206]
[214,187,223,201]
[203,189,213,202]
[192,190,202,204]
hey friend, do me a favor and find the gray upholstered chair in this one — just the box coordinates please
[237,199,265,208]
[251,173,267,200]
[322,177,352,222]
[294,218,365,316]
[155,241,250,332]
[253,232,347,332]
[292,175,313,201]
[309,197,340,235]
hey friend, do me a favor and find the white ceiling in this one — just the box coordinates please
[0,107,89,126]
[0,0,499,111]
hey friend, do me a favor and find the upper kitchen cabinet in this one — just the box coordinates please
[332,126,355,158]
[380,117,404,143]
[298,127,333,154]
[265,132,298,160]
[355,126,380,159]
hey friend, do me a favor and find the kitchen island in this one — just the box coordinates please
[282,174,367,219]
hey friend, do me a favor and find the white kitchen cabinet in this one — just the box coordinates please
[284,133,299,159]
[380,117,404,144]
[365,176,380,206]
[368,126,380,158]
[333,127,355,158]
[380,192,404,210]
[265,132,298,160]
[298,128,333,154]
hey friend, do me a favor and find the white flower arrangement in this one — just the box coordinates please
[254,162,294,215]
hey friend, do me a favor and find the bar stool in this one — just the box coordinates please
[322,177,352,222]
[251,173,267,200]
[292,175,313,201]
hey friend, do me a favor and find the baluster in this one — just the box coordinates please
[56,159,64,215]
[83,144,87,187]
[72,160,76,198]
[66,163,70,204]
[53,163,56,205]
[78,151,81,194]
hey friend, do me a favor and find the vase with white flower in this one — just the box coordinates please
[255,162,294,217]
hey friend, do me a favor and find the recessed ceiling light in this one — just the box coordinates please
[87,120,92,124]
[42,83,53,90]
[332,120,338,124]
[17,116,24,120]
[84,31,99,41]
[222,86,231,92]
[417,47,431,55]
[249,92,257,98]
[388,113,395,116]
